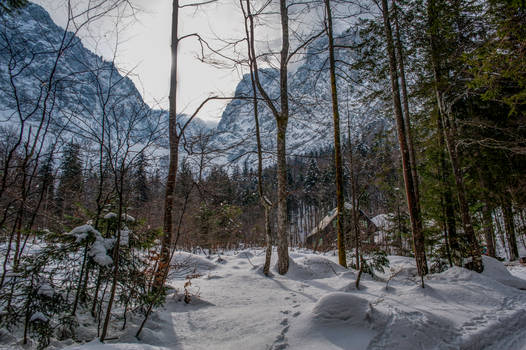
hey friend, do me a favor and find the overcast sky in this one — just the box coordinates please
[34,0,258,125]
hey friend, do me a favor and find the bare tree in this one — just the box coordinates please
[241,0,274,275]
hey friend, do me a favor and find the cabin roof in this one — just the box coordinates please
[306,202,378,240]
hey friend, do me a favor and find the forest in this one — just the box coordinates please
[0,0,525,348]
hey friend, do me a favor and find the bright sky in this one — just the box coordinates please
[34,0,255,125]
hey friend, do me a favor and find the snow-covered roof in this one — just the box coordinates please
[306,202,377,240]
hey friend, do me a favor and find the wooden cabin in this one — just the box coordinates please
[305,202,378,251]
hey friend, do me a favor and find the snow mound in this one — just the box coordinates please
[284,256,346,280]
[234,250,254,259]
[289,251,307,259]
[312,292,370,324]
[64,340,170,350]
[380,255,419,281]
[481,255,526,289]
[171,252,217,276]
[431,256,526,291]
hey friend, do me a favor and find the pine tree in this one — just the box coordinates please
[0,0,27,13]
[56,142,83,219]
[134,153,149,205]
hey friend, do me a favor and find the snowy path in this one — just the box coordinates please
[66,250,526,350]
[135,252,364,350]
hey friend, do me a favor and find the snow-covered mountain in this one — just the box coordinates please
[0,3,389,169]
[0,3,207,154]
[210,33,390,167]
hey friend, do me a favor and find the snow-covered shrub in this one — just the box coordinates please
[0,210,162,347]
[347,249,390,278]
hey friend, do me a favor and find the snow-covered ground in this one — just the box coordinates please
[46,249,526,350]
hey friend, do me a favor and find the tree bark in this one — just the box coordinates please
[244,0,290,274]
[154,0,180,289]
[325,0,347,267]
[502,197,519,261]
[482,202,496,258]
[275,0,290,275]
[437,111,460,265]
[381,0,428,278]
[393,0,420,205]
[276,120,289,274]
[243,0,273,275]
[347,116,360,269]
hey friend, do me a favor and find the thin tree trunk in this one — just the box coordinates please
[347,116,360,270]
[494,209,509,259]
[154,0,180,289]
[243,0,273,275]
[100,178,125,341]
[482,202,496,258]
[381,0,428,280]
[71,240,89,315]
[502,197,519,261]
[437,112,459,265]
[442,112,482,271]
[276,0,290,275]
[325,0,347,267]
[393,0,420,205]
[276,120,289,274]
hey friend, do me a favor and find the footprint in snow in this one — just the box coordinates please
[292,311,300,317]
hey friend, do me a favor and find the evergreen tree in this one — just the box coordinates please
[134,153,149,205]
[56,142,83,219]
[0,0,27,13]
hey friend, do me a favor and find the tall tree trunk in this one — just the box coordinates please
[325,0,346,267]
[478,169,496,258]
[347,115,360,270]
[276,0,290,275]
[245,0,290,274]
[243,0,273,274]
[482,202,496,258]
[276,120,289,274]
[427,0,482,272]
[437,112,460,265]
[381,0,428,279]
[154,0,180,289]
[441,111,482,271]
[494,210,509,259]
[393,0,420,205]
[502,197,519,261]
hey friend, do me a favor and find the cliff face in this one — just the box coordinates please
[212,32,390,167]
[0,4,388,169]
